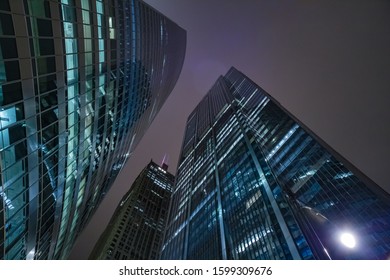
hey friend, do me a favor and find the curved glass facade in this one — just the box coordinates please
[0,0,185,259]
[162,67,390,260]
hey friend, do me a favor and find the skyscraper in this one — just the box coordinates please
[0,0,185,259]
[89,160,173,260]
[161,67,390,260]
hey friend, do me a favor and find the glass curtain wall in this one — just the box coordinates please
[0,0,185,259]
[162,67,390,260]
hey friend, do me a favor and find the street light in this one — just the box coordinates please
[289,198,359,259]
[339,232,356,249]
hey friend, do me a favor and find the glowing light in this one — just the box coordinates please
[266,124,299,160]
[340,232,356,248]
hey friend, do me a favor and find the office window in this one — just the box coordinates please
[37,57,56,75]
[0,1,10,11]
[37,19,53,36]
[3,61,20,82]
[27,0,51,18]
[1,82,23,105]
[39,39,55,56]
[0,38,17,59]
[0,13,14,35]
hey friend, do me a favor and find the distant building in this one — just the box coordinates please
[161,67,390,260]
[90,160,174,260]
[0,0,185,259]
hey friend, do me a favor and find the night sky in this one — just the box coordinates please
[69,0,390,259]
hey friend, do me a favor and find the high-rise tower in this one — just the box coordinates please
[0,0,185,259]
[162,67,390,260]
[89,160,174,260]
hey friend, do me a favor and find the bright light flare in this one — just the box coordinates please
[340,232,356,248]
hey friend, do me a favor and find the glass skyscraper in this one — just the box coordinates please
[161,67,390,260]
[0,0,185,259]
[89,160,174,260]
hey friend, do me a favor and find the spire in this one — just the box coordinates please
[161,153,169,171]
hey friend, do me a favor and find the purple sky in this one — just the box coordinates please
[69,0,390,259]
